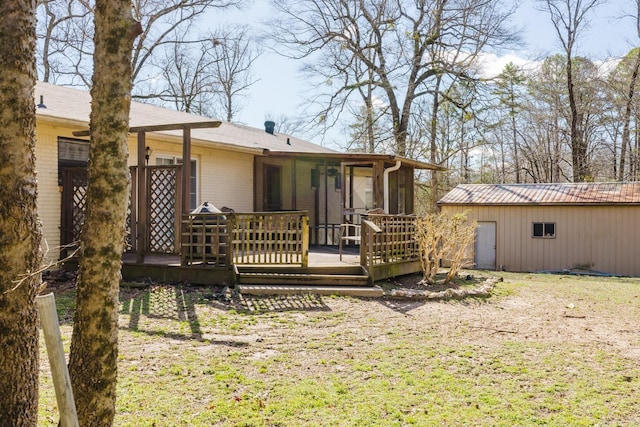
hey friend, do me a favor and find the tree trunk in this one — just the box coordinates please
[511,95,520,183]
[567,54,587,181]
[68,1,141,425]
[0,1,42,425]
[618,49,640,181]
[429,75,442,212]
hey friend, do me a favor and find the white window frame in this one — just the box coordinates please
[155,154,199,210]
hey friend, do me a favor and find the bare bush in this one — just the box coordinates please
[415,212,476,285]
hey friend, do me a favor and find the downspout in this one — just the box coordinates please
[383,160,402,213]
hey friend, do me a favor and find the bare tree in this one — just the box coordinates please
[615,1,640,181]
[37,0,92,83]
[36,0,244,92]
[606,48,640,181]
[207,25,261,122]
[152,36,218,115]
[538,0,605,181]
[493,62,526,183]
[0,1,42,425]
[67,0,141,424]
[346,101,393,153]
[268,0,517,157]
[130,24,260,121]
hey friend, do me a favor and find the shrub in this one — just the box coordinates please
[415,212,476,284]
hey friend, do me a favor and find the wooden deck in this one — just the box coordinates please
[118,246,387,296]
[117,212,422,297]
[122,246,361,268]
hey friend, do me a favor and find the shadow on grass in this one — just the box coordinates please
[118,285,331,344]
[120,285,205,341]
[229,293,331,314]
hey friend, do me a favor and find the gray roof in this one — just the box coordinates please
[438,182,640,206]
[34,81,337,155]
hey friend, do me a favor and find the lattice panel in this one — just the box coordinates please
[71,170,88,242]
[125,196,133,251]
[147,167,178,253]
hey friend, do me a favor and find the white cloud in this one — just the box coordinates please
[476,52,540,78]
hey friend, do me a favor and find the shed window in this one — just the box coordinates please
[533,222,555,238]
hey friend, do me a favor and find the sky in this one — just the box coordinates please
[214,0,638,147]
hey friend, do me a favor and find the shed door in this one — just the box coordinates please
[475,222,496,270]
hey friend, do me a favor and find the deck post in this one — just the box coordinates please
[137,132,146,263]
[373,161,385,210]
[182,128,191,214]
[37,293,79,427]
[302,215,309,267]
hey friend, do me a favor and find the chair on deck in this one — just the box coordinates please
[339,222,361,261]
[339,207,386,260]
[338,208,365,260]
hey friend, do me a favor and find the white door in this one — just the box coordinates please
[475,222,496,270]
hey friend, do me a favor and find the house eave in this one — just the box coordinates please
[438,202,640,207]
[265,150,445,170]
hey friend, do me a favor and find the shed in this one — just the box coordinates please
[438,182,640,276]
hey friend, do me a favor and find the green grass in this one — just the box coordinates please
[38,273,640,426]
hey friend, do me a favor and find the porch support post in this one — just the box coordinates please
[373,161,385,211]
[182,128,191,214]
[407,167,415,214]
[291,159,296,209]
[136,131,146,263]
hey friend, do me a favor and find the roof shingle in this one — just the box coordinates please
[34,81,337,155]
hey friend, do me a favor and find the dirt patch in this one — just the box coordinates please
[43,270,640,362]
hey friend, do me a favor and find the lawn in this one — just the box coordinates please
[38,272,640,426]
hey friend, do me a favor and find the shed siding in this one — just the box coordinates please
[440,204,640,276]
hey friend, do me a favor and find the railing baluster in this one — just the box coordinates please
[182,211,309,267]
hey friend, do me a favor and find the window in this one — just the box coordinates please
[58,137,89,184]
[533,222,555,238]
[156,156,198,210]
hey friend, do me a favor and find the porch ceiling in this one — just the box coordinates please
[264,150,445,171]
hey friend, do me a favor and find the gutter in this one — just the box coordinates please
[383,160,402,213]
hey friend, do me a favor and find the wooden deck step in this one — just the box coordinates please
[237,284,384,297]
[237,265,365,275]
[236,265,371,287]
[237,272,370,286]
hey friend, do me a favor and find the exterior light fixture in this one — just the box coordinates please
[145,146,151,164]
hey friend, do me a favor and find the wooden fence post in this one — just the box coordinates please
[37,293,79,427]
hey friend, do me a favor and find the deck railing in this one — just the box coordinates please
[181,212,231,267]
[181,211,309,267]
[361,213,420,267]
[230,212,309,266]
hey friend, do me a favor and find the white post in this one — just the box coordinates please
[37,293,79,427]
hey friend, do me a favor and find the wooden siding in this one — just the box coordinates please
[440,204,640,276]
[198,148,253,211]
[36,122,84,264]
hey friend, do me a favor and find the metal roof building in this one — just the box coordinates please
[438,182,640,276]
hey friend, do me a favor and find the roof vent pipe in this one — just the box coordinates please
[264,121,275,135]
[37,95,46,109]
